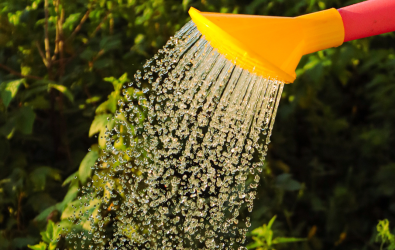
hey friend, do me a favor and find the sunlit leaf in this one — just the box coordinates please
[62,13,81,31]
[267,215,276,230]
[62,172,78,187]
[86,96,101,104]
[89,114,110,137]
[0,79,25,107]
[38,220,61,247]
[48,83,74,103]
[28,242,47,250]
[78,145,99,184]
[0,118,16,139]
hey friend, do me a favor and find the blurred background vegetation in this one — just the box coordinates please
[0,0,394,249]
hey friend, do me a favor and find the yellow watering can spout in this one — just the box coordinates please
[189,7,345,83]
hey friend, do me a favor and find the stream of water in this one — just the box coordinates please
[66,20,284,250]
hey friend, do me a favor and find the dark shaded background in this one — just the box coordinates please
[0,0,394,249]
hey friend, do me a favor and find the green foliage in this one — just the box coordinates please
[0,0,189,247]
[0,0,394,249]
[247,216,305,250]
[28,220,62,250]
[376,220,395,250]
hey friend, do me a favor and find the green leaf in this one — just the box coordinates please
[104,73,129,91]
[93,58,113,69]
[266,229,273,246]
[376,219,395,247]
[48,83,74,103]
[89,114,110,137]
[1,106,37,137]
[79,145,99,184]
[28,242,47,250]
[39,220,61,246]
[182,0,191,11]
[246,239,263,249]
[63,13,81,31]
[118,73,129,84]
[15,106,36,135]
[100,36,121,51]
[318,1,326,9]
[80,49,97,61]
[27,95,50,110]
[103,76,116,83]
[86,96,101,104]
[35,185,79,222]
[62,172,78,186]
[34,205,57,222]
[61,197,100,220]
[272,237,306,244]
[0,118,16,139]
[30,166,61,191]
[267,215,277,230]
[13,236,38,248]
[107,93,118,113]
[60,184,79,209]
[28,193,57,214]
[95,100,110,113]
[275,174,302,191]
[0,79,25,107]
[40,230,50,244]
[23,85,48,101]
[251,227,266,237]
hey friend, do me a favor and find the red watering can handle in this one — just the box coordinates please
[338,0,395,42]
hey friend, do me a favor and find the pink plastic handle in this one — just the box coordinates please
[338,0,395,42]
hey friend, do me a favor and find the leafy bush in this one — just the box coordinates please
[247,216,305,250]
[376,220,395,250]
[0,0,394,249]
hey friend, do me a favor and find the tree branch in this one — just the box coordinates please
[35,41,48,67]
[58,1,65,77]
[66,8,92,42]
[56,1,72,163]
[0,63,42,80]
[53,11,109,71]
[17,192,25,231]
[52,0,60,62]
[44,0,52,71]
[90,11,110,38]
[43,0,58,160]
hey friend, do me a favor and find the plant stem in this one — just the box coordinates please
[0,63,42,80]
